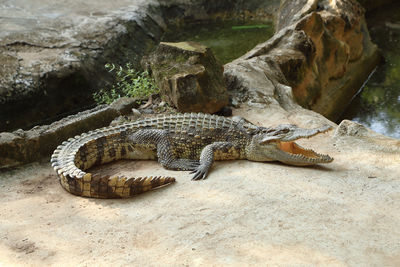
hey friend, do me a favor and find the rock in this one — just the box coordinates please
[109,97,140,115]
[0,1,163,132]
[0,97,137,169]
[230,97,240,108]
[333,119,370,137]
[333,119,400,154]
[281,0,380,121]
[225,0,380,121]
[146,41,228,113]
[131,108,142,118]
[109,116,131,127]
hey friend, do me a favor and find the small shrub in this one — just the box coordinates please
[93,63,159,105]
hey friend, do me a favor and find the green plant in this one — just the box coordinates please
[93,63,159,105]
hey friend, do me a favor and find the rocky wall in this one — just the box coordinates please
[225,0,380,121]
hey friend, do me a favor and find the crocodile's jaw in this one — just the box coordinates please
[275,141,333,166]
[247,139,333,166]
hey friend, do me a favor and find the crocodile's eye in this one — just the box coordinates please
[281,128,290,134]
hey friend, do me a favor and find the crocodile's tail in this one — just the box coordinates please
[58,172,175,198]
[50,127,175,198]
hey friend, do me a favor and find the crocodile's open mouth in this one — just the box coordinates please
[277,141,333,164]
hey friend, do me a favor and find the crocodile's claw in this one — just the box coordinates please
[163,159,200,171]
[178,159,201,171]
[190,164,210,180]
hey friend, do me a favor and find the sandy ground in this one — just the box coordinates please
[0,108,399,266]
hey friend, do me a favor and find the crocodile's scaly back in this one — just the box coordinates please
[51,113,254,198]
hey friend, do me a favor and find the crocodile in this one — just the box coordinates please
[51,113,333,198]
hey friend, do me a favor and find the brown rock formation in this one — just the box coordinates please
[225,0,380,121]
[146,42,228,113]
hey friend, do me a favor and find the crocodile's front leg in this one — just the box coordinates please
[191,142,236,180]
[129,129,199,171]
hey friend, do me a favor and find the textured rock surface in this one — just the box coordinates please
[225,0,380,121]
[146,42,228,113]
[333,119,400,153]
[0,0,163,132]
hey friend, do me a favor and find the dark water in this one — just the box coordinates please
[162,20,274,64]
[340,3,400,139]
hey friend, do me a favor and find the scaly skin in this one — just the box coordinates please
[51,113,333,198]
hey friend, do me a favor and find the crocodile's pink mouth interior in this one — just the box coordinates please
[277,141,321,159]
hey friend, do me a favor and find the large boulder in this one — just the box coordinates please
[0,1,163,132]
[225,0,380,121]
[146,42,228,113]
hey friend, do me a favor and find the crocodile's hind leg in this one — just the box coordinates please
[129,129,199,171]
[190,142,238,180]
